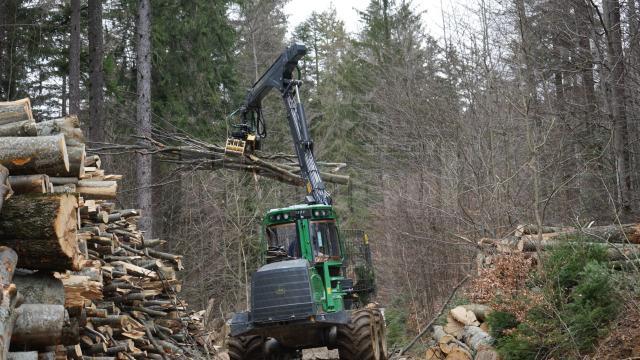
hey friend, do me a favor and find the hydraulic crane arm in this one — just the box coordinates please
[238,43,331,205]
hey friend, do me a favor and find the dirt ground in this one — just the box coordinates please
[215,348,339,360]
[592,300,640,359]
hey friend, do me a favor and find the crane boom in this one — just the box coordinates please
[237,43,331,205]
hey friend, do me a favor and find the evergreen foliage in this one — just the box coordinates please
[489,241,622,359]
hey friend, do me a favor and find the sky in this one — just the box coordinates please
[284,0,446,38]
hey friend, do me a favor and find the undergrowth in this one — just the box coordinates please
[486,239,625,359]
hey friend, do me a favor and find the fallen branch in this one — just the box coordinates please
[396,275,471,357]
[90,129,350,187]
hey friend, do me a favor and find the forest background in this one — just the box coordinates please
[1,0,639,351]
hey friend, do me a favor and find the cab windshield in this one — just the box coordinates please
[310,220,340,261]
[265,222,300,262]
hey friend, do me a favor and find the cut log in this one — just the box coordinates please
[65,344,82,360]
[438,334,457,354]
[76,181,117,200]
[461,304,492,322]
[521,224,640,245]
[461,325,494,351]
[445,347,472,360]
[52,184,76,193]
[479,237,521,253]
[12,304,66,348]
[515,224,566,236]
[0,135,69,176]
[443,315,464,338]
[517,240,640,260]
[0,247,19,360]
[64,145,85,178]
[13,273,64,305]
[0,166,11,212]
[84,155,101,168]
[0,99,32,125]
[0,121,37,137]
[425,346,445,360]
[475,344,500,360]
[35,116,84,147]
[58,274,103,309]
[0,193,81,271]
[48,177,78,186]
[8,175,48,194]
[450,306,479,326]
[6,353,37,360]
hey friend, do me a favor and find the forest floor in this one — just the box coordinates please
[592,299,640,359]
[216,348,340,359]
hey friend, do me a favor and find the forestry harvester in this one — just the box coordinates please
[225,43,387,360]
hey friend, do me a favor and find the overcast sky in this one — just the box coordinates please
[284,0,446,38]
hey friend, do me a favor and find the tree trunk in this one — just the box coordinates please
[515,0,544,244]
[573,0,599,178]
[61,75,67,117]
[69,0,81,116]
[0,135,69,176]
[0,194,81,271]
[604,0,633,217]
[136,0,153,237]
[88,0,105,143]
[0,247,19,360]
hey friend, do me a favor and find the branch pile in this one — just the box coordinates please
[91,126,350,187]
[0,99,213,359]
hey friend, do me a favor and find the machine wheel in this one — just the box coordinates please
[227,335,265,360]
[336,309,384,360]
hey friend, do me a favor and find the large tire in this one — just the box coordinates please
[227,335,265,360]
[337,309,384,360]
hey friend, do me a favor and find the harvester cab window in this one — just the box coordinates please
[265,222,300,263]
[310,220,340,261]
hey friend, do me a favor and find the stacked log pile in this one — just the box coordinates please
[0,99,210,359]
[425,305,499,360]
[476,223,640,272]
